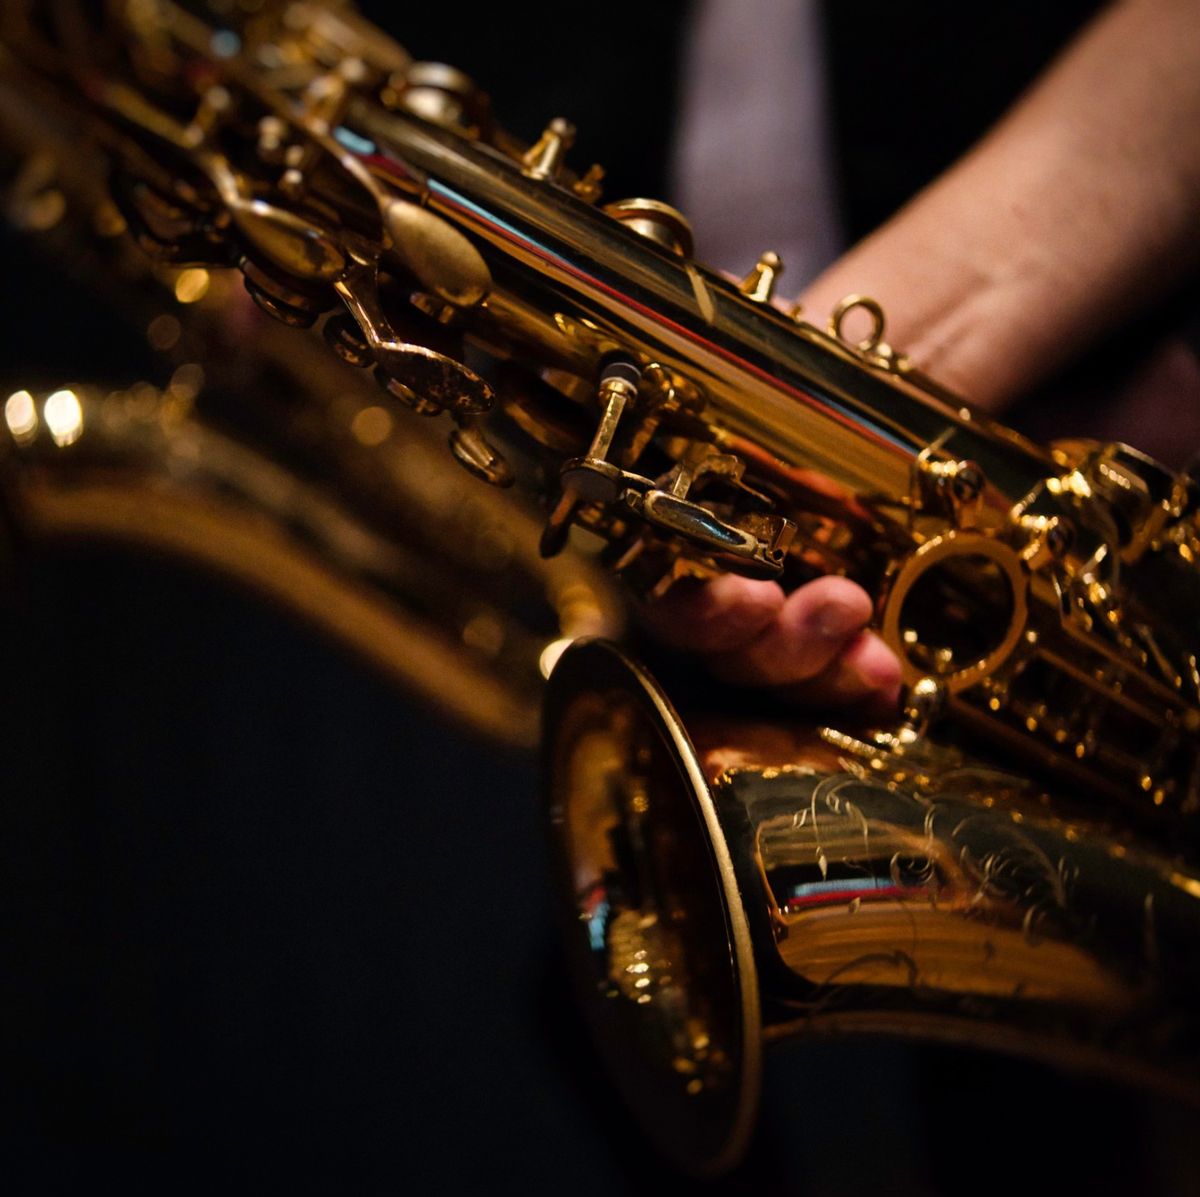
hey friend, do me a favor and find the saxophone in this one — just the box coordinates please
[3,0,1200,1175]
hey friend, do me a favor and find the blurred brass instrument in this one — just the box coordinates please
[4,0,1200,1176]
[0,5,622,747]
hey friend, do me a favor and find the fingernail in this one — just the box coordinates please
[854,655,903,694]
[811,601,863,639]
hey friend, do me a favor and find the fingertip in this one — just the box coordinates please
[776,575,873,641]
[845,632,904,717]
[638,575,784,653]
[709,577,872,687]
[706,572,787,619]
[845,631,903,691]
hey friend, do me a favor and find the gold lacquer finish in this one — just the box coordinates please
[546,642,1200,1175]
[2,0,1200,1174]
[0,380,619,745]
[0,5,623,747]
[544,642,760,1176]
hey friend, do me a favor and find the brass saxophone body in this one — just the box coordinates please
[4,0,1200,1175]
[0,5,623,747]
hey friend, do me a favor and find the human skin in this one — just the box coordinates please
[642,0,1200,713]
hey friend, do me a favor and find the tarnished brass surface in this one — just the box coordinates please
[2,0,1199,1175]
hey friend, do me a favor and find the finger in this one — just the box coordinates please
[778,630,903,716]
[636,574,783,654]
[845,631,905,718]
[708,575,874,686]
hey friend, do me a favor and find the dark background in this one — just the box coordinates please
[3,3,1199,1193]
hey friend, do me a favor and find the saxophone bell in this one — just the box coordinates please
[4,0,1200,1174]
[544,639,762,1176]
[545,639,1200,1175]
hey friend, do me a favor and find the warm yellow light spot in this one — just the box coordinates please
[351,405,393,446]
[1048,470,1092,500]
[5,390,38,444]
[17,188,65,232]
[147,313,181,352]
[93,202,127,238]
[128,381,160,417]
[174,268,211,304]
[461,612,504,659]
[43,389,84,447]
[167,363,205,403]
[539,636,574,679]
[1169,871,1200,900]
[557,587,606,637]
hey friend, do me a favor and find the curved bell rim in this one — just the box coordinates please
[542,638,761,1178]
[544,640,1200,1176]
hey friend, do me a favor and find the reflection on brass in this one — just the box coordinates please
[545,645,759,1176]
[546,642,1200,1175]
[2,0,1199,1175]
[521,117,575,181]
[603,198,694,257]
[1,384,618,745]
[738,250,783,304]
[382,199,491,308]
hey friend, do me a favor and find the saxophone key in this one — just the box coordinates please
[738,251,783,304]
[448,416,513,487]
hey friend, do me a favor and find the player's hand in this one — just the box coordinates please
[637,573,902,719]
